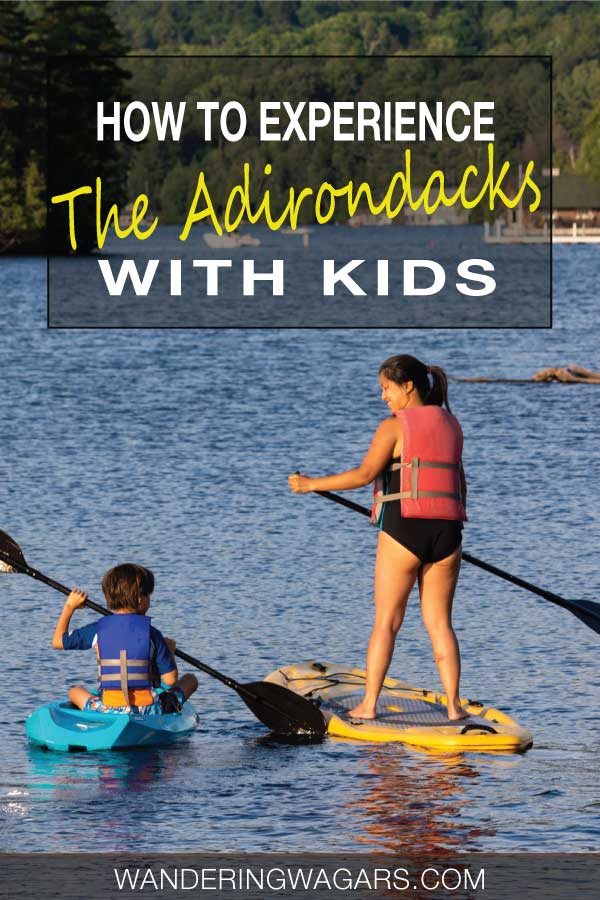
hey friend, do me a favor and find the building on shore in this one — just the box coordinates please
[485,170,600,244]
[544,173,600,229]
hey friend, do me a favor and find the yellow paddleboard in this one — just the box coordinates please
[265,660,533,753]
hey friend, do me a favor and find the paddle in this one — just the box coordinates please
[311,490,600,636]
[0,531,326,738]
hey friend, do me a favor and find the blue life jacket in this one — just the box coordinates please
[97,615,152,699]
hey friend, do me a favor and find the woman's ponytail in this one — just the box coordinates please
[426,365,451,412]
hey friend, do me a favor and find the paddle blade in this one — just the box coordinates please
[0,531,27,573]
[570,600,600,636]
[240,681,326,738]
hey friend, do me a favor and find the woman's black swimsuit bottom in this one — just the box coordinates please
[379,459,463,565]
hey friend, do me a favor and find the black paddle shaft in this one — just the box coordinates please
[315,490,600,634]
[0,545,327,736]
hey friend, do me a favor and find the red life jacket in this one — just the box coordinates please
[371,406,467,522]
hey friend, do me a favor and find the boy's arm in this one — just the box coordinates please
[51,589,88,649]
[161,668,178,687]
[152,628,178,685]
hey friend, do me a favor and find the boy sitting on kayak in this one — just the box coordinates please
[52,562,198,715]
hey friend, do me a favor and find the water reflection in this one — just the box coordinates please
[345,744,495,853]
[27,744,185,798]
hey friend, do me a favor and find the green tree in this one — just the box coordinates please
[158,162,197,223]
[0,1,47,251]
[29,1,130,253]
[0,1,130,253]
[577,100,600,183]
[0,156,45,252]
[0,163,28,252]
[23,158,46,233]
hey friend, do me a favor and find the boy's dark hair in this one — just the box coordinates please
[102,563,155,611]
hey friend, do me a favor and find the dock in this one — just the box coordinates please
[484,220,600,245]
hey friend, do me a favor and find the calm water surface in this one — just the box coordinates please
[0,241,598,852]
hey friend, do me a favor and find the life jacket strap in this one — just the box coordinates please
[99,650,151,700]
[100,658,149,666]
[119,649,127,700]
[374,490,461,503]
[408,457,460,500]
[374,457,462,505]
[111,673,151,680]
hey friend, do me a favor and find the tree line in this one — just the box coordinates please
[1,1,599,253]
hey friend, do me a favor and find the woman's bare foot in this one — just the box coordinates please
[347,699,377,720]
[447,703,470,721]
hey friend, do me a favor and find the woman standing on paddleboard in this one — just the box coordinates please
[288,355,468,721]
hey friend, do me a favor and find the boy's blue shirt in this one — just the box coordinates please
[62,615,174,676]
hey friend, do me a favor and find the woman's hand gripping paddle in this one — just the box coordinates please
[0,531,326,738]
[311,490,600,636]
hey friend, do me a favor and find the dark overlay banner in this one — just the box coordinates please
[46,56,551,328]
[2,854,598,900]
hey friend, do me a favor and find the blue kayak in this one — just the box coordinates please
[25,700,199,752]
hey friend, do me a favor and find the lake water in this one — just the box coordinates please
[0,237,598,853]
